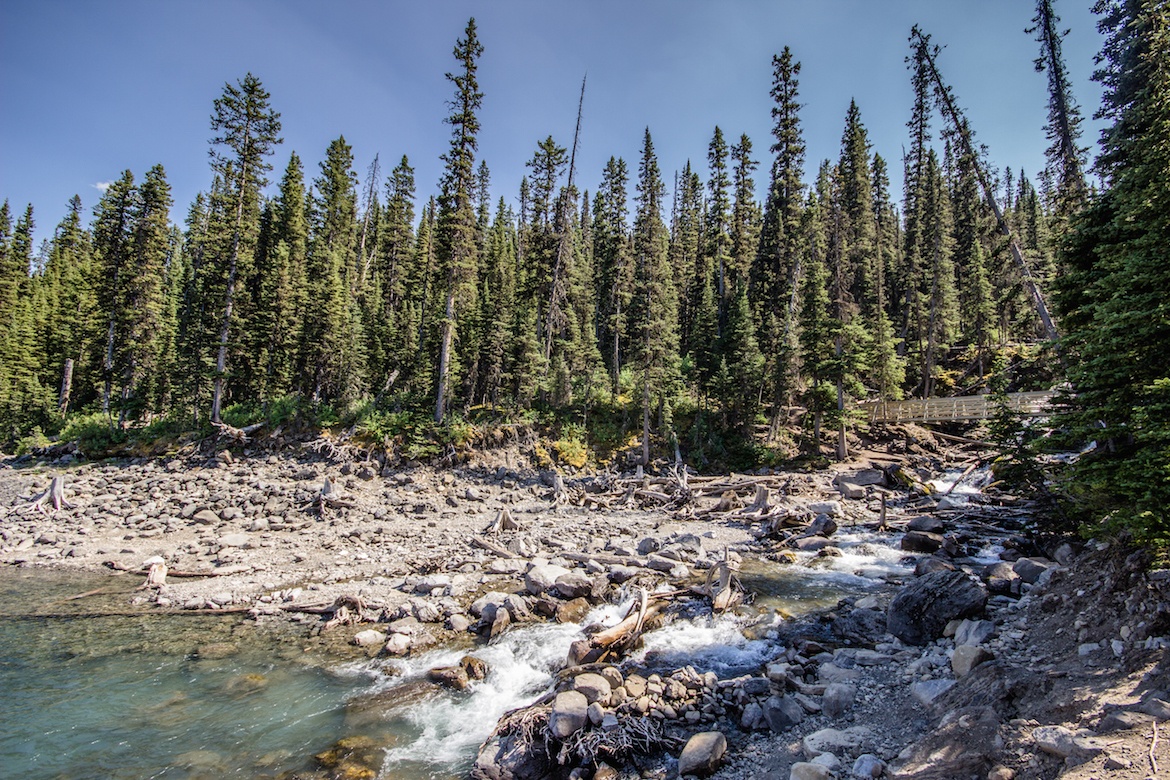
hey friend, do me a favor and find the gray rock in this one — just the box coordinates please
[469,591,510,618]
[839,469,885,486]
[525,563,571,595]
[887,569,988,645]
[677,731,727,777]
[901,530,944,553]
[741,677,772,696]
[954,618,996,647]
[802,726,872,760]
[1031,724,1103,759]
[554,571,594,600]
[807,501,842,516]
[218,533,249,548]
[822,683,856,718]
[352,629,388,647]
[851,754,885,778]
[383,633,412,655]
[448,613,471,632]
[818,663,860,683]
[414,573,452,594]
[907,515,946,533]
[636,537,660,555]
[910,679,955,706]
[740,701,765,730]
[1098,709,1154,733]
[608,564,639,583]
[838,482,866,500]
[952,644,994,677]
[1012,556,1055,584]
[789,763,833,780]
[192,509,220,525]
[1139,696,1170,720]
[572,673,612,703]
[549,691,588,739]
[764,694,805,732]
[1053,542,1076,566]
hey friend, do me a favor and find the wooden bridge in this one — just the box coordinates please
[861,391,1055,424]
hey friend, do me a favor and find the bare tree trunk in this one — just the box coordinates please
[102,315,115,414]
[641,366,651,467]
[58,358,73,416]
[916,29,1059,342]
[435,287,455,423]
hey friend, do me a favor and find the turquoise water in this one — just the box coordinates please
[0,569,361,780]
[0,534,910,779]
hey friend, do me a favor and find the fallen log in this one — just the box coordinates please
[471,535,517,559]
[567,588,658,666]
[212,421,264,444]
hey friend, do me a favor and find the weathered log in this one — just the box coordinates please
[736,484,773,517]
[143,561,167,588]
[212,420,264,444]
[567,588,657,666]
[484,507,522,534]
[471,535,517,559]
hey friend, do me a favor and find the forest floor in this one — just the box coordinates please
[0,426,1168,780]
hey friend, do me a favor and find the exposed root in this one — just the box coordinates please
[299,478,356,516]
[555,714,678,766]
[212,421,263,444]
[22,476,72,514]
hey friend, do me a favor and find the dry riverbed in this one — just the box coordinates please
[2,431,1169,780]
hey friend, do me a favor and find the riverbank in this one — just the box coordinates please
[2,427,1168,779]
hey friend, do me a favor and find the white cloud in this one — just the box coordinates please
[92,180,113,192]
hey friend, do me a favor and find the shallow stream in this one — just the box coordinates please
[0,526,917,779]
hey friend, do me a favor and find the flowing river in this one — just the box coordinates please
[0,522,931,780]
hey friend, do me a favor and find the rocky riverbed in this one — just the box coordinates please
[2,429,1169,780]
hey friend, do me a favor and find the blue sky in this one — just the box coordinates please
[1,1,1105,247]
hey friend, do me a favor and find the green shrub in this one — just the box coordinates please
[15,427,51,455]
[60,412,128,457]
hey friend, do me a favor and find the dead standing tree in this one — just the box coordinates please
[911,26,1059,343]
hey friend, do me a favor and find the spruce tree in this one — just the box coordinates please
[593,156,632,399]
[630,129,677,465]
[1054,0,1170,541]
[754,47,807,428]
[1028,0,1089,224]
[434,18,483,423]
[302,136,362,403]
[92,171,136,415]
[207,73,281,423]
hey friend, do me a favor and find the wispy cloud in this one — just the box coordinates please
[92,180,113,193]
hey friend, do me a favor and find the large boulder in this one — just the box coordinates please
[677,731,727,777]
[525,563,571,596]
[764,694,805,732]
[887,569,987,645]
[548,691,588,739]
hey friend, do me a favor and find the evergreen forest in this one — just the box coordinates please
[2,1,1167,544]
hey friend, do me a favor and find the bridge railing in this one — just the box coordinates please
[859,391,1054,424]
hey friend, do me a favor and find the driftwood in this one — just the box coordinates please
[104,560,230,578]
[941,460,983,497]
[567,588,657,666]
[212,421,264,444]
[22,476,72,514]
[704,554,743,613]
[141,561,167,589]
[300,478,355,515]
[319,595,376,630]
[471,535,516,559]
[484,507,522,534]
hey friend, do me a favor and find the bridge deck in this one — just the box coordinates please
[861,391,1054,424]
